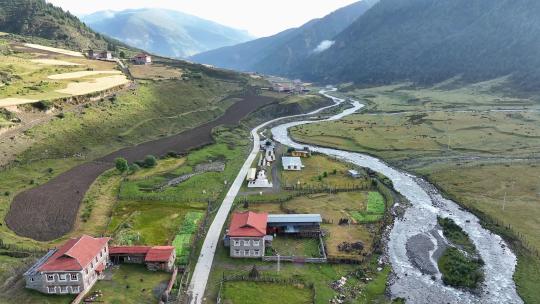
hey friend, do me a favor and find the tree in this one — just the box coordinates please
[129,163,140,174]
[115,157,129,174]
[143,155,157,168]
[248,265,260,279]
[119,51,125,59]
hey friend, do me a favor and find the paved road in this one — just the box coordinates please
[187,89,342,304]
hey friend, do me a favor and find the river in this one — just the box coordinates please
[270,90,523,304]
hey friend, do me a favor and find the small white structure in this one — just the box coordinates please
[282,157,303,171]
[248,169,273,188]
[246,168,257,181]
[348,169,362,178]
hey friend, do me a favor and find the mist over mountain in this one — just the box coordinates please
[190,0,378,74]
[296,0,540,90]
[81,8,254,58]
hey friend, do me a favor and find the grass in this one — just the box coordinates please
[270,236,321,257]
[107,201,205,246]
[281,155,371,189]
[222,281,312,304]
[350,192,386,224]
[290,82,540,301]
[89,264,170,304]
[172,211,204,265]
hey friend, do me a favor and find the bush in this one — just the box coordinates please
[143,155,157,168]
[129,163,140,174]
[115,157,129,174]
[438,247,484,289]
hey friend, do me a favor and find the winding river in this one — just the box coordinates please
[271,90,522,304]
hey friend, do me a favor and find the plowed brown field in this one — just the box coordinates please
[6,91,277,241]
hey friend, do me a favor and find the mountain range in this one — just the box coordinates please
[190,0,379,74]
[81,8,254,58]
[295,0,540,90]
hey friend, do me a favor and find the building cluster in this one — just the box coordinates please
[271,79,310,94]
[86,50,152,65]
[246,138,275,188]
[24,235,174,296]
[224,211,322,258]
[282,147,311,171]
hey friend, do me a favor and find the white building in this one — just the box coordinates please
[282,157,304,171]
[248,169,273,188]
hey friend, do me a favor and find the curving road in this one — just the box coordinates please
[187,89,343,303]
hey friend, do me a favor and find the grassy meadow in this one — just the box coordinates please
[222,281,312,304]
[291,81,540,302]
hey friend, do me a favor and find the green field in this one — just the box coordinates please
[89,264,170,304]
[350,192,385,223]
[290,81,540,302]
[222,281,312,304]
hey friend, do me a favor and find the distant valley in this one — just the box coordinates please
[81,8,254,58]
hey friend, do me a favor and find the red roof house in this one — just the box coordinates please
[228,211,268,237]
[39,235,110,271]
[145,246,175,262]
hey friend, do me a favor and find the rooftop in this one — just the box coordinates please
[282,156,303,168]
[38,235,110,272]
[145,246,175,262]
[228,211,268,237]
[267,214,322,224]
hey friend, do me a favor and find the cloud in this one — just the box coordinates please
[313,40,335,53]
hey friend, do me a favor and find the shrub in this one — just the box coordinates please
[143,155,157,168]
[115,157,129,174]
[129,163,140,174]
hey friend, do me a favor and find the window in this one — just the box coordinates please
[85,268,88,275]
[243,240,250,246]
[233,240,240,246]
[60,286,68,294]
[244,250,249,256]
[47,286,56,293]
[30,277,35,282]
[71,286,80,293]
[58,274,67,281]
[70,274,78,281]
[100,251,103,257]
[254,249,260,256]
[46,274,54,282]
[253,240,260,246]
[91,262,94,269]
[234,249,240,256]
[95,257,98,262]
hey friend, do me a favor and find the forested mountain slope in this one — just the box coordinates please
[297,0,540,90]
[191,0,378,73]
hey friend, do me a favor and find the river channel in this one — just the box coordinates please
[270,90,522,304]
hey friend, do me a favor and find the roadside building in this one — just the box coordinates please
[246,168,257,182]
[145,246,176,272]
[109,245,176,272]
[225,212,269,258]
[99,51,112,60]
[133,53,152,65]
[282,156,304,171]
[23,235,110,295]
[247,169,273,188]
[267,214,322,236]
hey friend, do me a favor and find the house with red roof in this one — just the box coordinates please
[23,235,110,295]
[226,211,270,258]
[132,53,152,65]
[109,245,175,272]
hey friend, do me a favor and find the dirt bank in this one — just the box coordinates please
[6,90,277,241]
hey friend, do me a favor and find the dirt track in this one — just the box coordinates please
[6,90,277,241]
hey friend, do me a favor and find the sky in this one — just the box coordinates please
[46,0,359,37]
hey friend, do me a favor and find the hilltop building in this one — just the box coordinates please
[133,53,152,65]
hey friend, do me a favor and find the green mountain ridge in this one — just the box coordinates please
[190,0,378,73]
[0,0,128,52]
[295,0,540,91]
